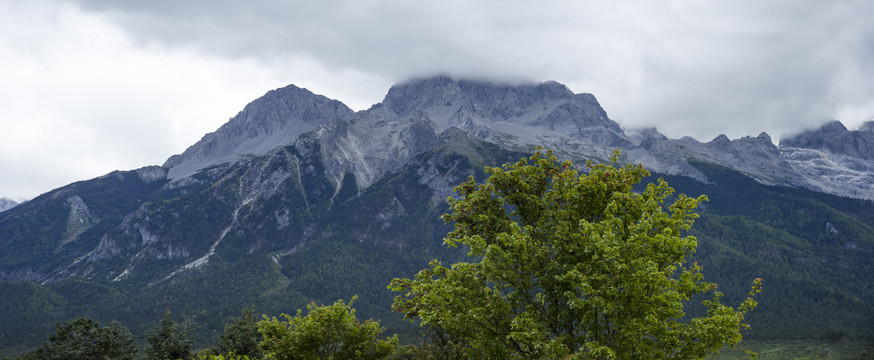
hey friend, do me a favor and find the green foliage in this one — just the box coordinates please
[144,311,193,360]
[193,351,252,360]
[218,307,261,358]
[258,297,398,360]
[388,326,467,360]
[23,317,136,360]
[390,150,762,359]
[0,282,69,354]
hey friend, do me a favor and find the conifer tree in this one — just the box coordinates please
[26,317,137,360]
[144,310,193,360]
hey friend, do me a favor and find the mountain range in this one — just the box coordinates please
[1,76,871,354]
[168,76,874,201]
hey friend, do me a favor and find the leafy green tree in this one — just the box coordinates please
[258,296,398,360]
[143,310,193,360]
[390,150,762,359]
[218,307,262,358]
[23,317,137,360]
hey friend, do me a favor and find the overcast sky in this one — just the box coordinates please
[2,0,873,200]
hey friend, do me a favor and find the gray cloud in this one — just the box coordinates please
[72,0,874,140]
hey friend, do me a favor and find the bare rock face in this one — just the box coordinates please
[379,76,631,148]
[134,166,169,183]
[298,113,441,191]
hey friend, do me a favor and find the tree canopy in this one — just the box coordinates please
[258,296,398,360]
[143,311,193,360]
[218,307,262,358]
[24,317,137,360]
[390,150,761,359]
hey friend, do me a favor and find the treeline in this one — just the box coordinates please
[7,302,449,360]
[9,310,200,360]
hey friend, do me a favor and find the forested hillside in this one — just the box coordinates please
[1,145,872,357]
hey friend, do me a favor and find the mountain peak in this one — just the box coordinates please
[164,84,353,179]
[375,76,626,149]
[819,120,849,133]
[780,120,874,160]
[380,76,575,118]
[711,134,732,144]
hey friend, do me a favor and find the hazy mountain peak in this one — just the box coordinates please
[0,197,18,213]
[375,76,627,152]
[822,120,849,132]
[711,134,732,145]
[380,76,576,118]
[780,120,874,160]
[780,120,848,142]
